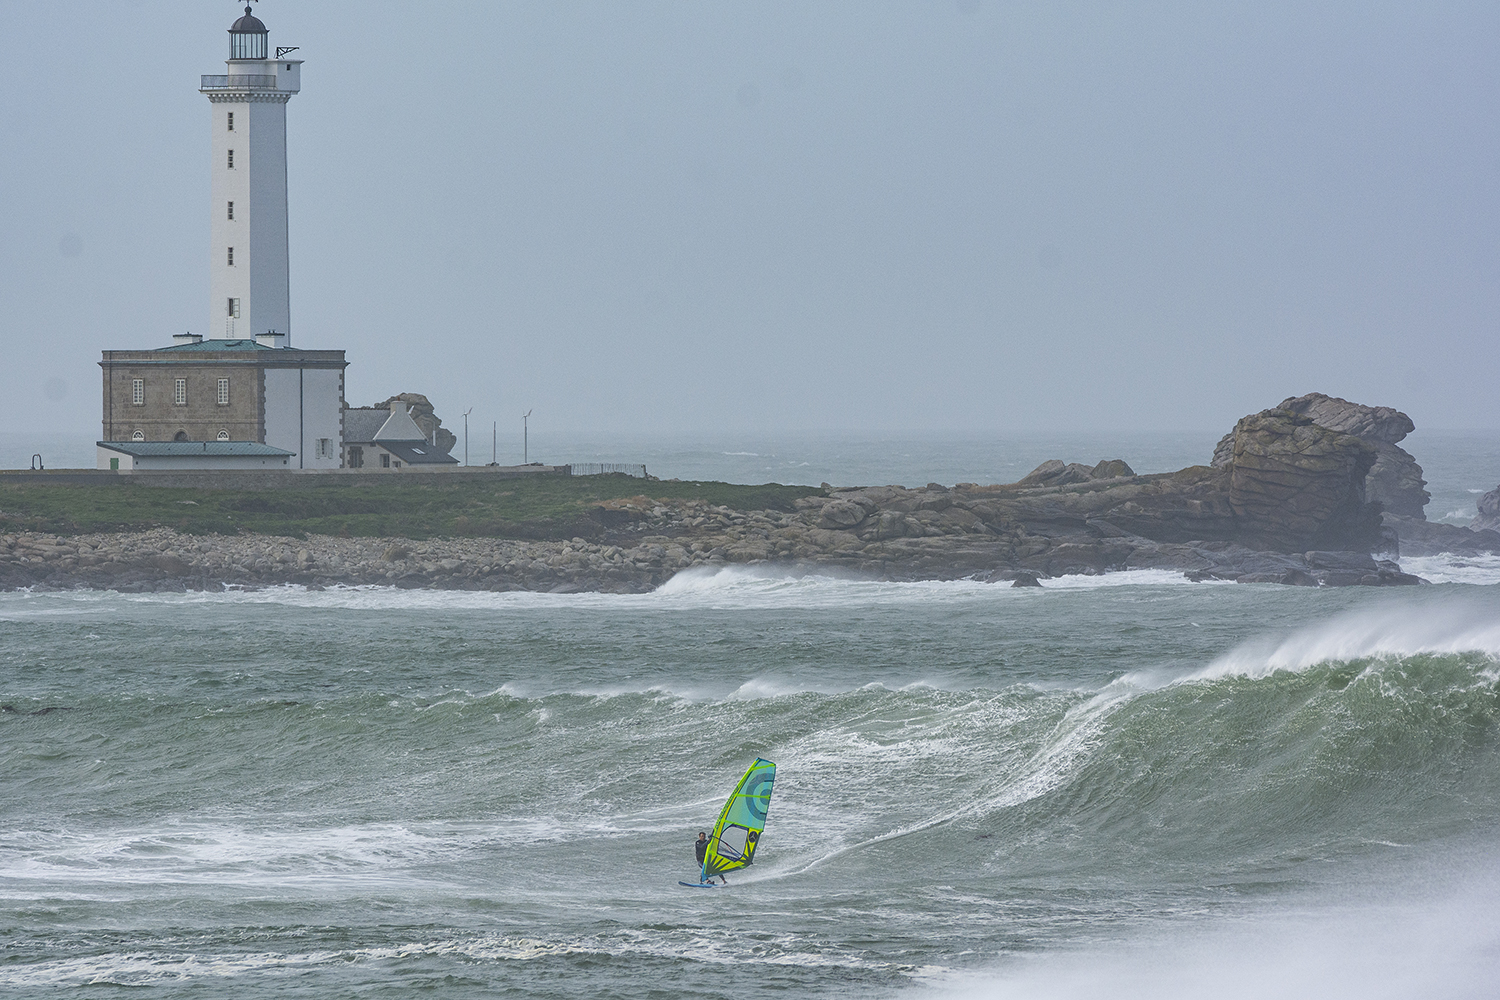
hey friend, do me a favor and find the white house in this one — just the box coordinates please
[97,440,295,471]
[343,401,459,470]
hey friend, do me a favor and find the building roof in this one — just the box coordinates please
[155,339,272,352]
[373,405,429,442]
[230,9,267,34]
[98,441,295,457]
[343,408,389,445]
[378,441,460,465]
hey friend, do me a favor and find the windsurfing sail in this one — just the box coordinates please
[702,757,776,879]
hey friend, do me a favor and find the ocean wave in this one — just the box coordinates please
[1192,600,1500,681]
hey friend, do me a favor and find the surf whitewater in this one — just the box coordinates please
[2,572,1499,997]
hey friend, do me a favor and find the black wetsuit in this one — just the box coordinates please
[695,838,708,866]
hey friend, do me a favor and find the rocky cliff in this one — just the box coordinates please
[1213,393,1429,518]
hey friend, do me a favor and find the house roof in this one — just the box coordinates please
[378,441,459,465]
[98,441,295,457]
[373,405,429,442]
[343,407,389,445]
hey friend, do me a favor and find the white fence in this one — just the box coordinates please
[569,463,647,478]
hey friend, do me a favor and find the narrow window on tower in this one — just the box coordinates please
[217,378,230,406]
[227,201,234,220]
[131,379,144,405]
[227,111,234,131]
[228,297,240,318]
[228,247,234,266]
[174,378,187,406]
[227,149,234,168]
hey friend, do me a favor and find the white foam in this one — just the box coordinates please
[1039,568,1224,589]
[0,926,904,988]
[1398,553,1500,587]
[0,818,620,893]
[0,563,1240,620]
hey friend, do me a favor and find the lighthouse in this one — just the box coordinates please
[97,4,347,471]
[200,5,302,345]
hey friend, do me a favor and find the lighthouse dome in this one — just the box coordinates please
[230,8,267,34]
[228,6,268,59]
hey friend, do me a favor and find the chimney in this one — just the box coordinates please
[172,332,203,345]
[255,330,288,348]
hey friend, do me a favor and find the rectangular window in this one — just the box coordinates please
[174,378,187,406]
[227,297,240,318]
[227,246,234,266]
[227,111,234,131]
[217,378,230,405]
[131,378,144,405]
[380,453,390,468]
[227,149,234,168]
[227,201,234,220]
[315,438,332,459]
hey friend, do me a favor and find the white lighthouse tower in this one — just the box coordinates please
[200,5,302,345]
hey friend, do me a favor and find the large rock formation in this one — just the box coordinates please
[1222,408,1382,552]
[1474,485,1500,534]
[1214,393,1428,518]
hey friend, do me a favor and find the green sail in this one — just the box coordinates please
[702,758,776,878]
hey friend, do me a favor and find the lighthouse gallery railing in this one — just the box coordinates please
[200,75,279,90]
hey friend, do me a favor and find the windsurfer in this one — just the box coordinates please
[694,832,727,884]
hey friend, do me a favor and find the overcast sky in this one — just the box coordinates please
[2,1,1497,438]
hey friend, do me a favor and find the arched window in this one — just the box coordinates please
[217,430,230,441]
[173,431,189,442]
[131,430,144,441]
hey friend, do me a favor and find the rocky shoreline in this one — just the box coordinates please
[0,481,1454,595]
[4,394,1496,594]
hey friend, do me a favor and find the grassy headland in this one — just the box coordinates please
[0,475,823,541]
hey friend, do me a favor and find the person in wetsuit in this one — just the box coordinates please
[694,831,727,884]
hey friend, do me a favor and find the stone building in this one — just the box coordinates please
[100,333,346,468]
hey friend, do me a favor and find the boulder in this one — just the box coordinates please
[1224,408,1382,552]
[1017,460,1106,488]
[818,500,868,529]
[1473,485,1500,534]
[1091,459,1136,480]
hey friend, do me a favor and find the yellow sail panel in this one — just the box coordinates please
[702,757,776,877]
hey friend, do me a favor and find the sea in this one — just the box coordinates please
[3,431,1500,998]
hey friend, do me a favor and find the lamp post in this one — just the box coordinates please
[492,421,497,465]
[523,409,532,464]
[462,407,473,466]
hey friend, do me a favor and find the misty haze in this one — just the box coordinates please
[2,3,1499,997]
